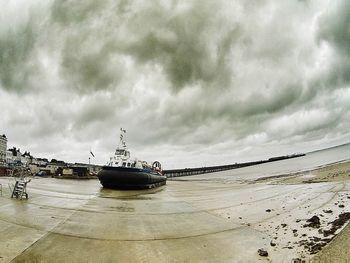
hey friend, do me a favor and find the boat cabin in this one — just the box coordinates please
[106,129,147,170]
[108,148,132,167]
[115,149,130,158]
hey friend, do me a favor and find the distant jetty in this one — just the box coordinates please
[164,153,305,178]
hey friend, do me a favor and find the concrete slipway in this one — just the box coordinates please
[0,172,349,262]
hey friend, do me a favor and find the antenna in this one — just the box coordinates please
[119,128,127,149]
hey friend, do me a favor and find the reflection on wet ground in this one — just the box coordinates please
[98,186,166,200]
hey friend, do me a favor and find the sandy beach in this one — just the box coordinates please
[0,160,349,262]
[253,160,350,261]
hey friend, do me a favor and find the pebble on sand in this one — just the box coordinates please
[258,248,268,257]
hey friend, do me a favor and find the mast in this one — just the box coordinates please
[119,128,127,149]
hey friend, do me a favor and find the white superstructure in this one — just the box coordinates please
[0,134,7,166]
[107,129,143,169]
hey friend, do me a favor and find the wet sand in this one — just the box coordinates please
[316,222,350,262]
[0,160,349,262]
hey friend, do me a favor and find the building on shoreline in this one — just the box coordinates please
[0,134,7,166]
[0,137,101,177]
[6,147,31,166]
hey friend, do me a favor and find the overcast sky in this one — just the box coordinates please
[1,0,350,168]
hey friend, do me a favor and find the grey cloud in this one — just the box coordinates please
[0,22,36,92]
[7,96,70,141]
[314,1,350,89]
[73,93,117,129]
[229,85,302,119]
[1,0,350,167]
[50,0,106,26]
[60,39,124,92]
[122,1,239,91]
[156,83,303,144]
[318,1,350,57]
[0,2,52,93]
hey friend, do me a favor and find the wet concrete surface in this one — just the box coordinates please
[0,174,349,262]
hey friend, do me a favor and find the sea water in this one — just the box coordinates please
[185,143,350,181]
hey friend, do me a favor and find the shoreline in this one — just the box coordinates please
[265,160,350,260]
[253,158,350,184]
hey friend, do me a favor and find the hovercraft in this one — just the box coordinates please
[97,129,167,189]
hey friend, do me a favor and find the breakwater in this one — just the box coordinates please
[163,153,305,178]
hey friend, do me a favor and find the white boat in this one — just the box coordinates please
[97,129,167,189]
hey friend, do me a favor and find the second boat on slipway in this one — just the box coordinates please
[97,129,167,189]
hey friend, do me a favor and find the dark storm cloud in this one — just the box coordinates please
[121,1,238,91]
[46,0,239,93]
[50,1,125,93]
[0,20,36,92]
[316,0,350,88]
[0,1,52,93]
[318,1,350,57]
[50,0,106,25]
[60,40,124,92]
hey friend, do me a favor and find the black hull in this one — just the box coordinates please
[97,166,167,190]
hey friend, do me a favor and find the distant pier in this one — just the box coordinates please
[164,153,305,178]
